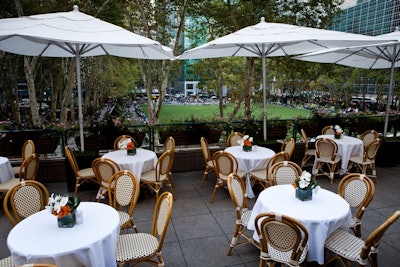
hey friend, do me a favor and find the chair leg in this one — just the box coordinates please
[210,182,220,203]
[227,224,241,256]
[169,172,176,187]
[200,171,208,188]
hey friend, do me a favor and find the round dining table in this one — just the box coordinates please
[102,148,157,180]
[247,184,351,265]
[225,146,275,198]
[313,134,364,175]
[0,156,14,183]
[7,202,120,267]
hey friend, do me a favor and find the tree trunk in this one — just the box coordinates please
[60,59,76,125]
[24,56,41,127]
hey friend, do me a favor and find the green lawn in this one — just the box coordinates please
[153,103,311,123]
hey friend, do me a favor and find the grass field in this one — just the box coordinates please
[155,103,311,123]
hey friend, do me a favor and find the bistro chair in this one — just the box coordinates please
[254,212,308,267]
[280,137,295,160]
[226,173,259,255]
[300,129,316,167]
[108,170,140,233]
[3,180,49,226]
[324,210,400,267]
[360,130,379,148]
[12,139,35,176]
[140,150,175,201]
[210,150,246,203]
[115,192,173,267]
[269,161,302,186]
[163,136,176,187]
[314,138,341,184]
[348,138,381,183]
[65,146,97,196]
[92,157,121,201]
[338,173,375,237]
[114,135,136,150]
[321,125,335,135]
[227,132,244,147]
[0,256,13,267]
[200,137,215,187]
[250,151,289,189]
[0,154,40,198]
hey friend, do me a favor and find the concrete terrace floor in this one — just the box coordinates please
[1,166,400,266]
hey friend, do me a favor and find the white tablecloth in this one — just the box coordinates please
[8,202,120,267]
[313,135,364,175]
[0,156,14,183]
[247,185,351,264]
[225,146,275,198]
[102,148,157,180]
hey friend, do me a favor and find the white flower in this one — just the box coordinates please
[47,194,69,214]
[299,179,310,189]
[300,170,312,182]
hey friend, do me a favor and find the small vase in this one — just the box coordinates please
[334,134,341,139]
[242,145,252,152]
[57,211,76,228]
[295,188,312,201]
[127,148,136,155]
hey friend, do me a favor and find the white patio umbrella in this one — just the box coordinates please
[0,5,174,151]
[178,17,387,141]
[294,28,400,137]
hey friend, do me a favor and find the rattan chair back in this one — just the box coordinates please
[163,136,175,152]
[19,154,40,181]
[200,137,215,187]
[338,173,375,237]
[213,150,238,180]
[114,135,136,150]
[281,138,295,160]
[3,180,49,226]
[360,130,379,148]
[300,129,316,167]
[269,161,302,186]
[92,157,121,201]
[227,132,244,147]
[364,138,381,161]
[22,140,35,161]
[255,212,308,266]
[109,170,140,232]
[315,138,341,183]
[321,125,335,135]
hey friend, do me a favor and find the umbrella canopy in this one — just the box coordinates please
[294,29,400,136]
[178,17,387,141]
[0,5,174,151]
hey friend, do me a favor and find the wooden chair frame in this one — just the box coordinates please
[315,138,341,184]
[338,173,375,237]
[226,173,259,255]
[12,139,35,176]
[300,129,316,167]
[200,137,215,187]
[348,138,381,182]
[92,157,121,201]
[281,137,295,160]
[65,146,97,196]
[360,130,379,148]
[163,136,176,187]
[321,125,335,135]
[113,135,136,150]
[255,212,309,267]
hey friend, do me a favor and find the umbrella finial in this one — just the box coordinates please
[73,5,79,12]
[260,17,265,23]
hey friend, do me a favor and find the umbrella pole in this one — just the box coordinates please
[384,60,395,137]
[76,54,85,152]
[262,46,267,142]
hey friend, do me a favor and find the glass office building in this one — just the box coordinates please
[331,0,400,36]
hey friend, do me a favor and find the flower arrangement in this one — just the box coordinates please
[334,125,343,139]
[238,135,253,152]
[292,170,318,191]
[47,194,80,218]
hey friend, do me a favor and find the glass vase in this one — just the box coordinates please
[334,134,341,139]
[295,188,312,201]
[57,211,76,228]
[127,148,136,155]
[242,145,252,152]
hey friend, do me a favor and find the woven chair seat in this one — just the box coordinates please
[250,169,266,181]
[116,233,159,262]
[0,256,13,267]
[77,168,95,177]
[0,178,19,192]
[324,229,365,263]
[317,155,341,164]
[305,149,316,156]
[141,170,168,182]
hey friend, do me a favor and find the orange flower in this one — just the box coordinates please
[127,142,135,150]
[243,139,252,147]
